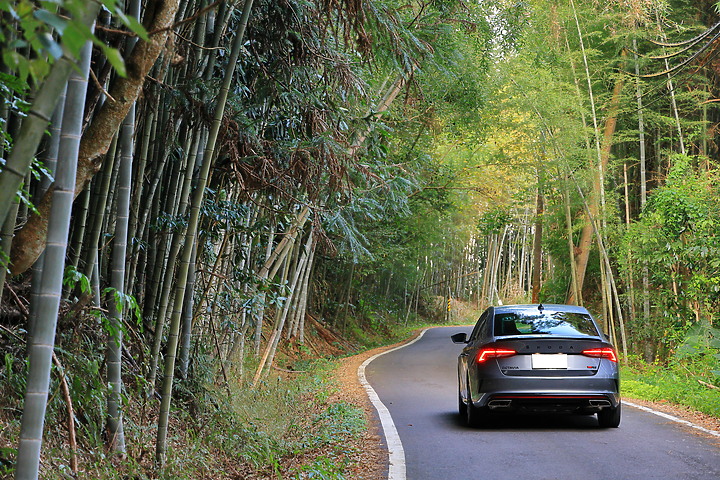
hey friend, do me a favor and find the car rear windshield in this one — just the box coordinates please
[493,310,599,337]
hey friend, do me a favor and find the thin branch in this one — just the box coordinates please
[89,68,116,103]
[272,365,307,374]
[52,352,78,474]
[698,379,719,390]
[149,0,224,35]
[5,283,29,317]
[173,30,225,51]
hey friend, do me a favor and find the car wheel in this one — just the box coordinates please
[597,402,621,428]
[466,398,488,427]
[458,390,467,417]
[465,377,488,427]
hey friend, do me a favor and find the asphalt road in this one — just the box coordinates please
[364,326,720,480]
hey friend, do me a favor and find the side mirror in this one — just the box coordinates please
[451,332,468,344]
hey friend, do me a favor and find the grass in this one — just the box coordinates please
[224,358,366,479]
[621,356,720,418]
[0,354,368,480]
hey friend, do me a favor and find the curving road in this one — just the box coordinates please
[364,326,720,480]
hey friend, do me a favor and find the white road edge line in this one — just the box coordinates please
[358,328,430,480]
[624,401,720,437]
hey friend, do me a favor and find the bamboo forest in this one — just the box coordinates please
[1,0,720,478]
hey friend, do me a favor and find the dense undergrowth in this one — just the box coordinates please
[0,294,442,480]
[621,357,720,418]
[0,351,370,479]
[0,350,376,479]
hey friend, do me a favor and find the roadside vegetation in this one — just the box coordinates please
[622,356,720,418]
[0,305,429,479]
[1,0,720,478]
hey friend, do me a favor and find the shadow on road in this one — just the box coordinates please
[437,410,604,431]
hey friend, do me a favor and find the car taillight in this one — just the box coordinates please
[477,348,517,363]
[582,347,618,363]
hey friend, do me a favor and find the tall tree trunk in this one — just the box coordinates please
[252,230,314,385]
[146,137,200,391]
[0,3,101,228]
[563,178,580,304]
[106,0,142,439]
[633,40,652,361]
[254,221,275,355]
[569,74,624,303]
[531,174,544,304]
[106,103,134,455]
[15,35,93,480]
[6,85,67,310]
[296,241,316,343]
[178,240,198,380]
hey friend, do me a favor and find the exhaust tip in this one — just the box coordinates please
[488,399,513,409]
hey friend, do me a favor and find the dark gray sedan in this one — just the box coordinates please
[452,304,621,428]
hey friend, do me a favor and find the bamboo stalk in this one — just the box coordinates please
[156,0,254,463]
[15,33,94,480]
[252,230,314,385]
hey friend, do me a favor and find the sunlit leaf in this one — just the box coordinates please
[29,58,51,84]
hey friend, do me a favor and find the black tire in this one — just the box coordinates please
[597,402,621,428]
[466,398,488,427]
[458,390,467,418]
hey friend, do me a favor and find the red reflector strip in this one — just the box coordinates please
[493,395,607,400]
[477,348,517,363]
[582,347,618,362]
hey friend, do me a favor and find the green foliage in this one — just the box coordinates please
[0,70,28,147]
[0,446,15,476]
[103,287,143,326]
[622,354,720,417]
[291,455,347,480]
[1,352,26,397]
[619,156,720,356]
[477,208,513,236]
[227,359,365,478]
[0,0,146,85]
[63,265,91,295]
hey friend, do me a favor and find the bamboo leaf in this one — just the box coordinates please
[111,9,149,41]
[37,33,63,60]
[101,45,126,77]
[62,20,88,57]
[34,9,68,34]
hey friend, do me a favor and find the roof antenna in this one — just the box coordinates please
[538,303,544,312]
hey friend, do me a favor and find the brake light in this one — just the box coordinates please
[582,347,618,363]
[477,348,517,363]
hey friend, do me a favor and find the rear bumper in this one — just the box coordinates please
[469,375,620,413]
[481,393,620,413]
